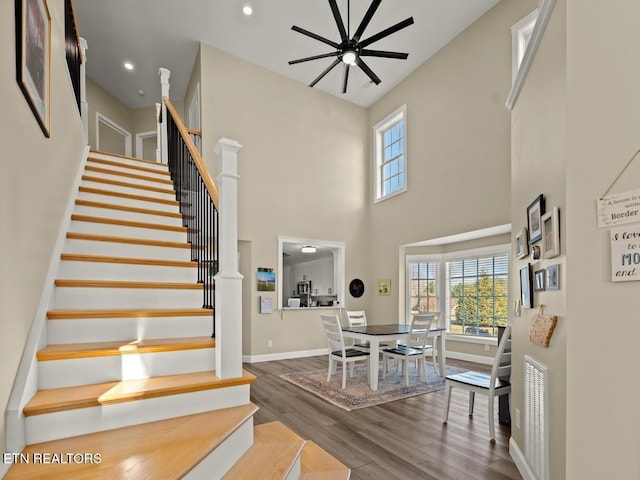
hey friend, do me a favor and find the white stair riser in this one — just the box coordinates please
[64,238,192,261]
[47,315,213,344]
[38,348,216,389]
[57,260,198,283]
[69,219,187,243]
[54,286,204,309]
[77,190,179,213]
[81,177,176,201]
[25,385,251,444]
[86,160,171,181]
[73,204,184,227]
[88,153,168,173]
[82,169,173,190]
[185,418,253,480]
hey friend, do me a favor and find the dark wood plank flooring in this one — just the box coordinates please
[245,356,522,480]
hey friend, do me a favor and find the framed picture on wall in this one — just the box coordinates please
[534,269,546,292]
[546,264,560,291]
[527,194,545,244]
[16,0,51,137]
[520,263,533,308]
[542,207,560,259]
[516,227,529,259]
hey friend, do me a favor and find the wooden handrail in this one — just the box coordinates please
[186,128,202,137]
[163,97,218,209]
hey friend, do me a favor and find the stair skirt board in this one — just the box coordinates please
[37,348,216,389]
[25,384,251,444]
[57,260,198,283]
[81,175,177,200]
[64,236,192,261]
[53,285,204,309]
[47,314,212,344]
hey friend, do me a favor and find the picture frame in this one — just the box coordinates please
[516,227,529,259]
[534,269,546,292]
[526,194,545,244]
[519,263,533,309]
[16,0,51,137]
[541,206,560,259]
[257,267,276,291]
[546,264,560,291]
[377,278,391,296]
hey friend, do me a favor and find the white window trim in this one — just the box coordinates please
[373,104,407,203]
[511,9,538,84]
[405,244,511,336]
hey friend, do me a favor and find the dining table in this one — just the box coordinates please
[341,323,447,391]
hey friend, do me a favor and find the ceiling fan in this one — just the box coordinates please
[288,0,414,94]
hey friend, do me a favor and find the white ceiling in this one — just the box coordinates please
[74,0,500,110]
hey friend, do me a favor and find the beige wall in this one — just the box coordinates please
[198,44,369,356]
[366,0,537,328]
[86,77,133,152]
[0,0,86,456]
[510,0,567,477]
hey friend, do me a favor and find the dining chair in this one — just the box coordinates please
[442,323,512,442]
[381,313,435,386]
[345,310,388,351]
[320,314,370,389]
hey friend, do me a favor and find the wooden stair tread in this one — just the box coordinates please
[78,186,179,206]
[70,214,187,232]
[84,165,174,185]
[75,199,182,219]
[300,441,351,480]
[47,308,211,320]
[54,279,204,289]
[223,421,306,480]
[87,157,171,177]
[6,403,258,479]
[60,253,197,268]
[23,370,255,416]
[36,336,215,361]
[81,175,175,195]
[67,232,191,249]
[89,149,163,165]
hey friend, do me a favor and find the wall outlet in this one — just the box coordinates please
[267,340,272,348]
[514,408,521,429]
[484,344,490,352]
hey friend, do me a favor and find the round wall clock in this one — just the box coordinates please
[349,278,365,298]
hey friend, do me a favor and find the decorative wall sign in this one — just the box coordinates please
[597,188,640,228]
[377,278,391,296]
[610,225,640,282]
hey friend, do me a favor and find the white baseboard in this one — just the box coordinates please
[243,348,328,363]
[509,437,536,480]
[446,351,493,365]
[0,460,10,478]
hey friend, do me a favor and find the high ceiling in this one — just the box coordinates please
[74,0,500,110]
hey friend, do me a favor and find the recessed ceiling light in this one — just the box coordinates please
[301,246,316,253]
[242,5,253,15]
[123,62,134,71]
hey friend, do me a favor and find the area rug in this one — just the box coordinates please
[280,364,466,411]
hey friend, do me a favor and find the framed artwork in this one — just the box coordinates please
[541,207,560,259]
[534,269,545,292]
[519,263,533,309]
[546,264,560,291]
[16,0,51,137]
[516,227,529,259]
[349,278,365,298]
[257,267,275,291]
[377,278,391,296]
[526,194,545,244]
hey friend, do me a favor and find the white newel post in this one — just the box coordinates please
[79,38,88,139]
[158,68,171,164]
[155,103,161,163]
[214,138,243,379]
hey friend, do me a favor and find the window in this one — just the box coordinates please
[511,10,538,83]
[406,245,509,337]
[374,105,407,202]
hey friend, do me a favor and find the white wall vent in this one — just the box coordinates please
[524,355,550,480]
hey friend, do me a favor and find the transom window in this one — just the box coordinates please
[374,105,407,202]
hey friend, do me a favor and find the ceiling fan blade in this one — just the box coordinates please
[291,25,339,49]
[309,58,342,87]
[328,0,348,41]
[360,17,414,48]
[342,64,350,94]
[289,52,338,65]
[360,49,409,60]
[355,57,381,85]
[353,0,382,41]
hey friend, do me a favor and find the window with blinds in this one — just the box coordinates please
[408,261,438,316]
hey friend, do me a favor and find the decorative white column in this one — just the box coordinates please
[79,38,88,140]
[154,103,162,163]
[158,68,171,164]
[214,138,243,379]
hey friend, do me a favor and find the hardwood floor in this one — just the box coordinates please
[245,356,522,480]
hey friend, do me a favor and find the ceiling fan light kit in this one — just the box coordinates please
[289,0,414,94]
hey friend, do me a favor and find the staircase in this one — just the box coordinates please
[4,151,349,479]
